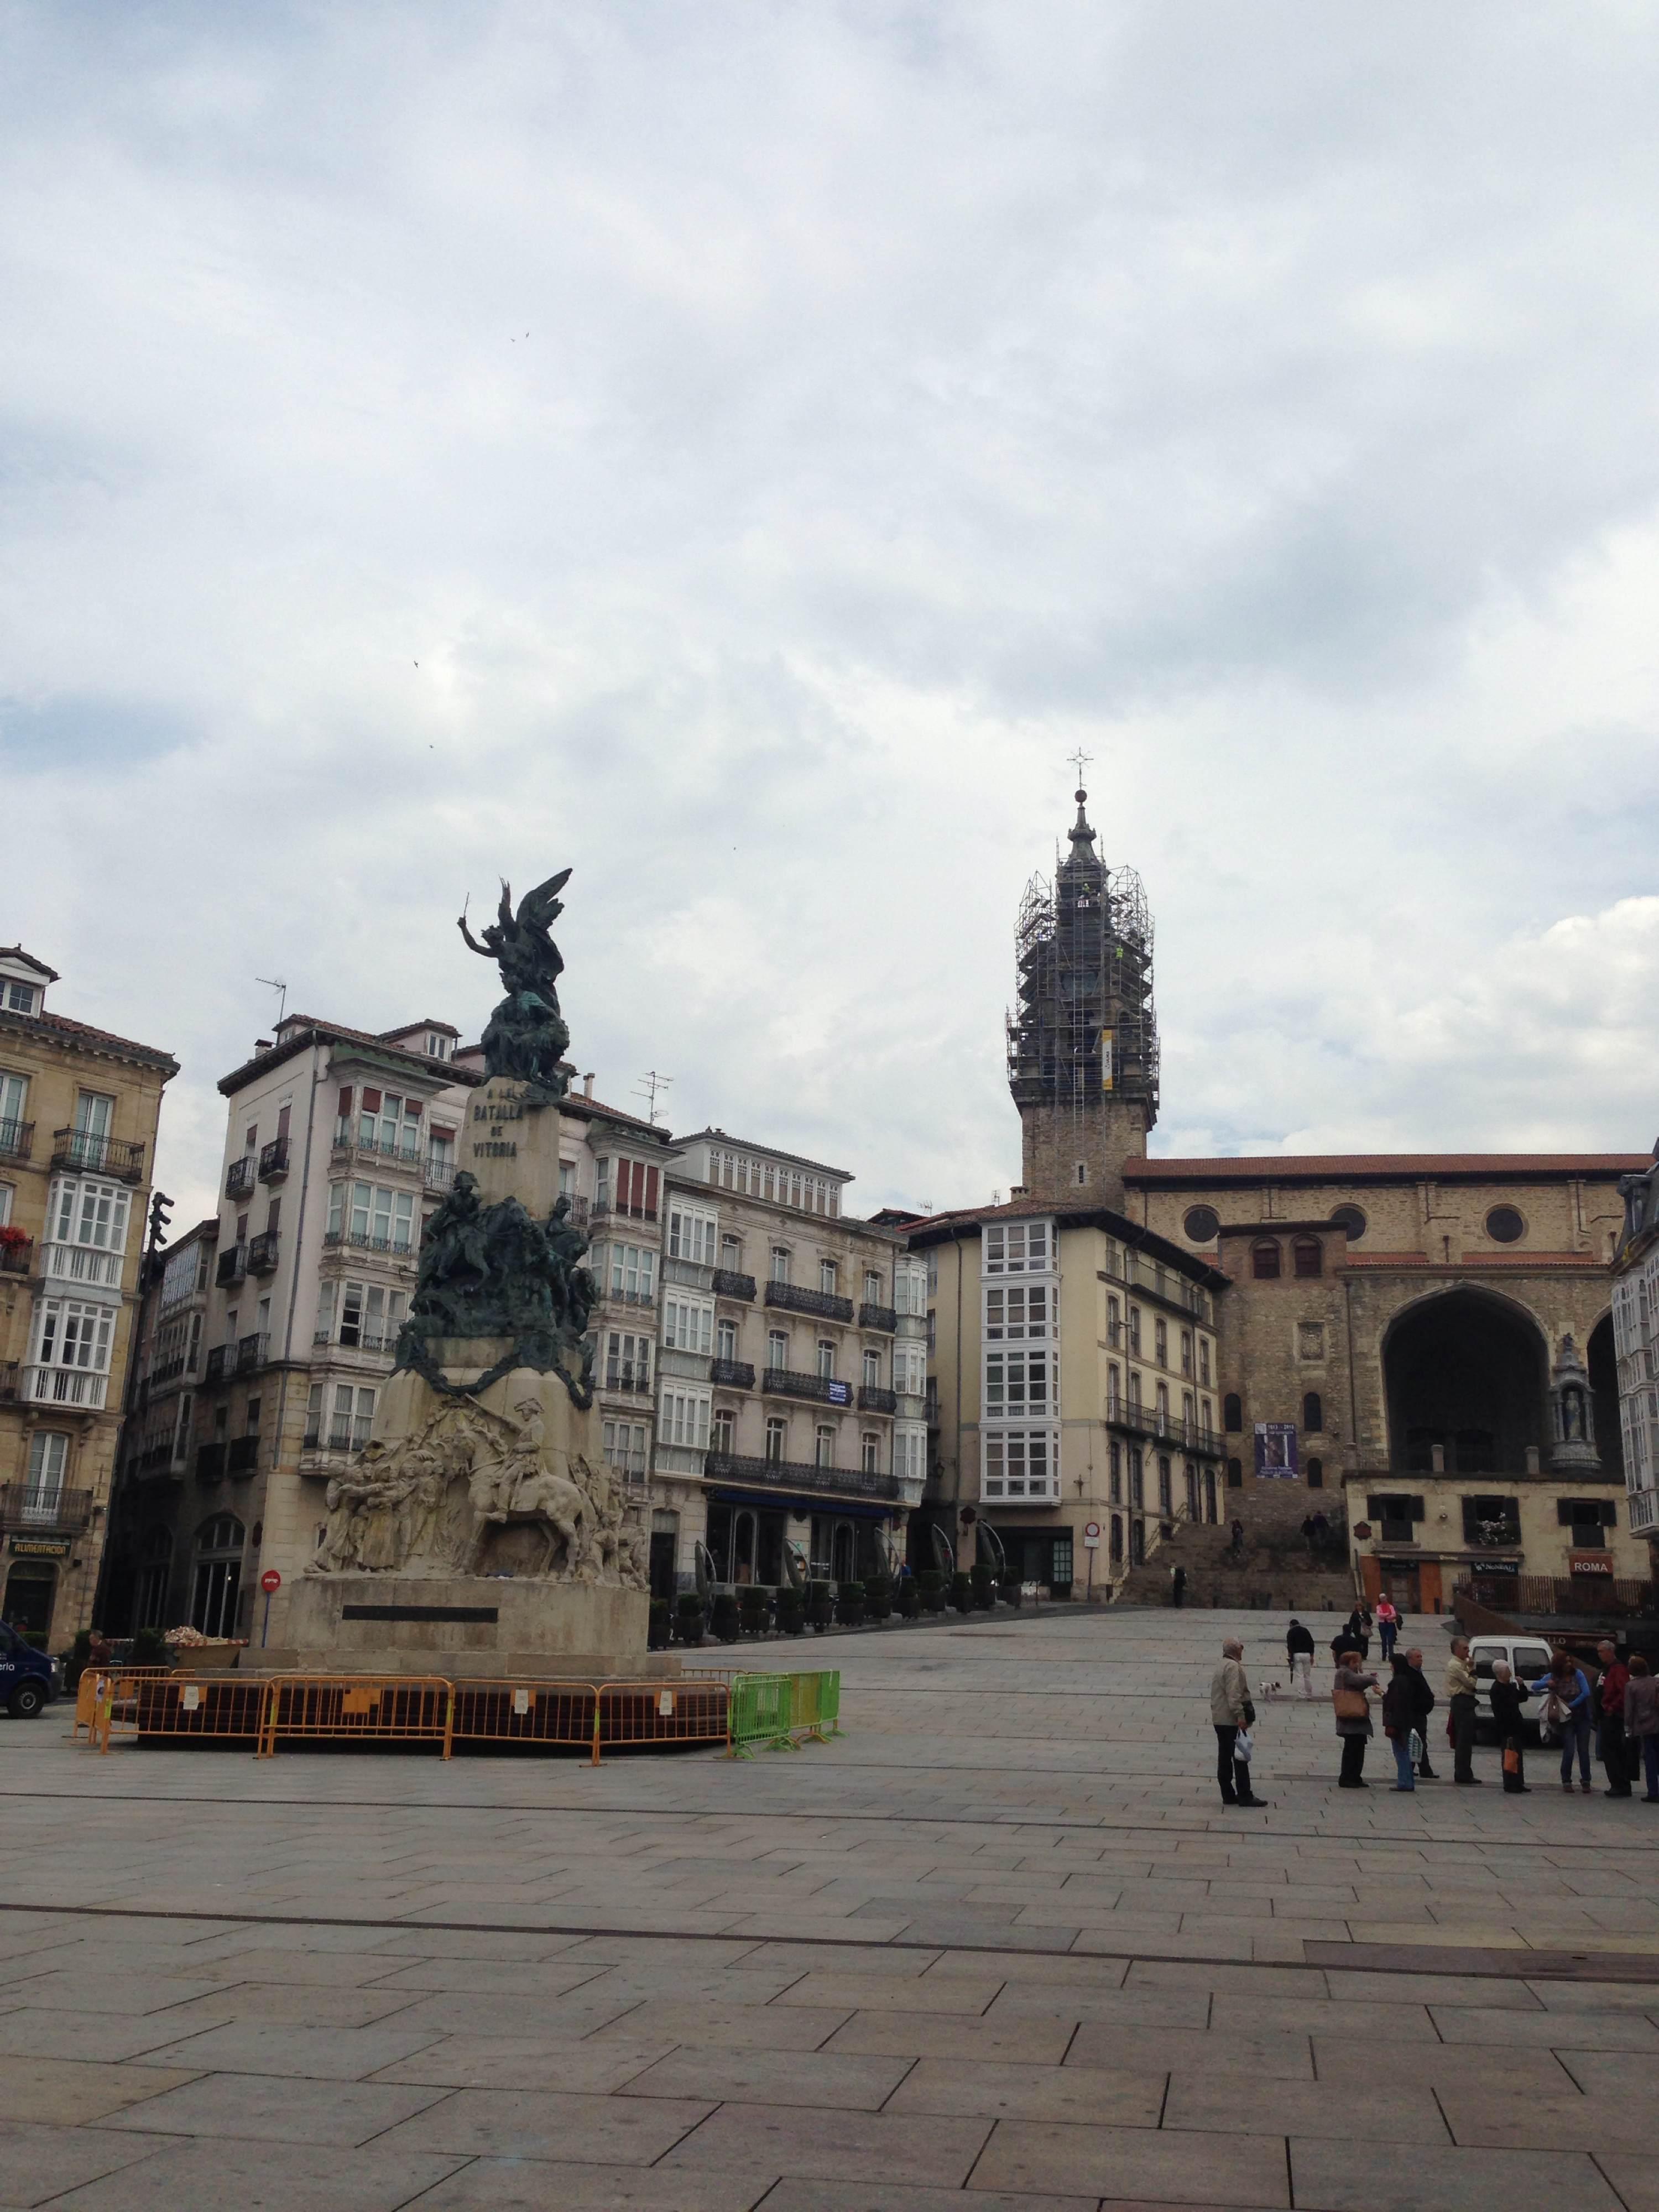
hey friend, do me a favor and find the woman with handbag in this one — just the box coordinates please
[1333,1649,1379,1788]
[1528,1651,1594,1794]
[1381,1653,1417,1791]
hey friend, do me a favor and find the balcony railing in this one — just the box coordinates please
[711,1269,757,1302]
[424,1156,457,1193]
[226,1434,261,1473]
[0,1235,32,1276]
[204,1345,233,1384]
[604,1448,649,1477]
[1456,1572,1659,1619]
[332,1123,424,1167]
[235,1332,269,1374]
[23,1365,108,1408]
[312,1329,395,1357]
[703,1451,905,1504]
[149,1354,190,1386]
[0,1484,93,1533]
[307,1421,374,1454]
[216,1245,247,1288]
[763,1367,854,1408]
[196,1443,227,1481]
[225,1156,257,1201]
[136,1442,179,1477]
[858,1385,898,1415]
[51,1129,145,1181]
[711,1358,755,1389]
[258,1137,290,1182]
[599,1285,658,1308]
[0,1118,33,1162]
[247,1229,280,1273]
[765,1282,854,1324]
[1105,1401,1222,1457]
[322,1228,415,1259]
[593,1197,658,1224]
[858,1302,898,1333]
[40,1242,122,1287]
[603,1366,653,1395]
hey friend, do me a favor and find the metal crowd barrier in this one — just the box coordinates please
[84,1667,839,1765]
[76,1666,171,1744]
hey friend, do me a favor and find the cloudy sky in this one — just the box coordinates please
[5,3,1658,1227]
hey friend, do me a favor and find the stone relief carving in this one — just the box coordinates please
[309,1394,646,1588]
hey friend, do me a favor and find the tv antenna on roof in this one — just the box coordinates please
[635,1070,673,1126]
[256,975,288,1026]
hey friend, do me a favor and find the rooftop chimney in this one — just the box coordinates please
[254,1038,274,1052]
[582,1072,595,1098]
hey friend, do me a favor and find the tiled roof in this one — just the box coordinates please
[0,1004,176,1073]
[220,1015,484,1095]
[906,1197,1229,1286]
[0,945,59,982]
[1126,1152,1647,1182]
[675,1126,853,1180]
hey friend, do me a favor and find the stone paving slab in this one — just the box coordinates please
[6,1603,1659,2208]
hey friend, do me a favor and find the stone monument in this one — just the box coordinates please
[277,871,652,1673]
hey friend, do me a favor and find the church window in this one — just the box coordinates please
[1329,1204,1366,1243]
[1074,1161,1088,1186]
[1183,1206,1220,1243]
[1485,1206,1525,1245]
[1292,1237,1322,1278]
[1223,1392,1243,1431]
[1302,1391,1324,1433]
[1251,1238,1281,1280]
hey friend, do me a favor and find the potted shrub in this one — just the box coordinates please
[647,1599,671,1650]
[863,1573,892,1624]
[807,1579,836,1632]
[897,1575,921,1621]
[836,1579,866,1628]
[739,1585,773,1638]
[917,1569,947,1616]
[775,1587,806,1636]
[676,1593,706,1647]
[971,1562,997,1611]
[131,1625,168,1666]
[950,1571,973,1614]
[711,1592,741,1643]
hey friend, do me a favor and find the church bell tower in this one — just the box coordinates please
[1006,782,1159,1207]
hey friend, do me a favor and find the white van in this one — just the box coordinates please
[1468,1634,1556,1743]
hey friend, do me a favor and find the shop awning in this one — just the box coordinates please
[708,1487,898,1522]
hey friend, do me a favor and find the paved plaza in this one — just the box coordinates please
[3,1604,1659,2209]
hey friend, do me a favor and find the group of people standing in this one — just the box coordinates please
[1211,1612,1659,1803]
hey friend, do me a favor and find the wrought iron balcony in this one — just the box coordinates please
[592,1197,658,1224]
[764,1282,854,1324]
[312,1329,394,1357]
[235,1332,269,1374]
[322,1228,415,1259]
[226,1435,261,1474]
[136,1442,179,1477]
[599,1285,657,1308]
[258,1137,290,1182]
[332,1123,423,1167]
[149,1354,189,1386]
[703,1451,905,1504]
[857,1385,898,1414]
[0,1118,33,1162]
[196,1442,228,1481]
[204,1345,233,1384]
[423,1155,457,1193]
[0,1484,93,1533]
[858,1302,898,1334]
[763,1367,853,1407]
[225,1156,257,1201]
[711,1269,757,1302]
[247,1229,280,1274]
[602,1366,653,1396]
[711,1358,755,1389]
[0,1234,33,1276]
[216,1245,247,1288]
[51,1129,145,1181]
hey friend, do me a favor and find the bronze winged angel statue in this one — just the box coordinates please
[458,869,573,1096]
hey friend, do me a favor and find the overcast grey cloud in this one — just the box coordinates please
[3,2,1658,1227]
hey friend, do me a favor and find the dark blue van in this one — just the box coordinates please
[0,1624,57,1718]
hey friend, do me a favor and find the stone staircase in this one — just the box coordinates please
[1109,1480,1358,1613]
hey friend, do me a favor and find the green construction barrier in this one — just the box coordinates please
[728,1671,796,1758]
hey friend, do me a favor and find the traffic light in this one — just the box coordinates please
[148,1190,173,1251]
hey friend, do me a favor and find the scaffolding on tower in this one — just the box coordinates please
[1005,790,1159,1135]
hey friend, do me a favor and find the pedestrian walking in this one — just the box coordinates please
[1333,1649,1379,1788]
[1624,1654,1659,1802]
[1209,1638,1269,1808]
[1405,1647,1438,1777]
[1171,1564,1187,1608]
[1331,1618,1361,1666]
[1382,1654,1417,1791]
[1489,1662,1531,1793]
[1446,1638,1481,1785]
[1287,1616,1316,1699]
[1595,1640,1633,1798]
[1528,1651,1594,1793]
[1375,1595,1400,1663]
[1345,1608,1371,1662]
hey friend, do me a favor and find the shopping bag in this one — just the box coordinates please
[1408,1729,1423,1765]
[1234,1728,1253,1763]
[1503,1742,1521,1775]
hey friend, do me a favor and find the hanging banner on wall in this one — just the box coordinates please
[1254,1422,1299,1479]
[1100,1029,1115,1091]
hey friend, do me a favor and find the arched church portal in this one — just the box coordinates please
[1383,1289,1549,1475]
[1587,1314,1624,1485]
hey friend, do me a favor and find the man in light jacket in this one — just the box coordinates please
[1446,1637,1480,1785]
[1210,1639,1269,1808]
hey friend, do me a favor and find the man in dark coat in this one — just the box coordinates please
[1490,1661,1531,1793]
[1405,1646,1439,1780]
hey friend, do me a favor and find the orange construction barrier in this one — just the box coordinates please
[258,1675,453,1759]
[97,1673,269,1752]
[76,1665,170,1744]
[448,1679,599,1755]
[595,1677,729,1763]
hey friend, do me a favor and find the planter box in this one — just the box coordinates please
[168,1641,241,1672]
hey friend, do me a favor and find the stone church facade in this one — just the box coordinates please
[914,789,1649,1609]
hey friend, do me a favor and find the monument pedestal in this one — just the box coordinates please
[269,1573,655,1679]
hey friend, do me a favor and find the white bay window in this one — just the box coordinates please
[982,1427,1059,1503]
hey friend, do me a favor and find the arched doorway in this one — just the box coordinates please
[191,1514,244,1639]
[1383,1290,1548,1473]
[1588,1314,1624,1483]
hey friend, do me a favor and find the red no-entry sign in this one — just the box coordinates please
[260,1568,281,1594]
